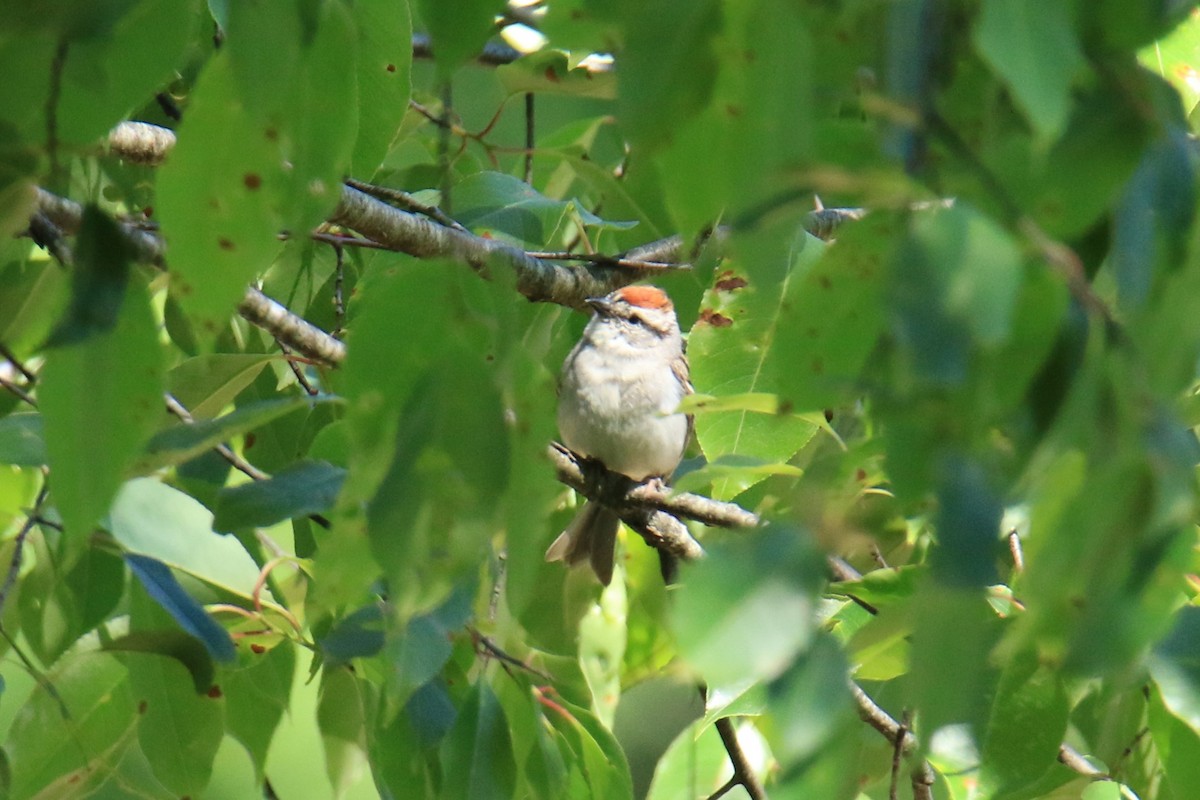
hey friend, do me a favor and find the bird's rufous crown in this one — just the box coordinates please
[616,285,673,310]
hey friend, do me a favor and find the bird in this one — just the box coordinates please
[547,285,692,585]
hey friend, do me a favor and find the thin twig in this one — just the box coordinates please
[0,374,36,407]
[471,627,551,681]
[279,344,319,396]
[332,241,346,336]
[525,251,679,270]
[713,716,767,800]
[890,710,911,800]
[0,482,50,618]
[308,231,390,250]
[1057,744,1108,779]
[164,394,269,481]
[524,92,534,184]
[1008,531,1024,573]
[0,342,37,383]
[344,178,467,232]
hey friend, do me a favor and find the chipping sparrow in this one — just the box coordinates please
[546,285,692,585]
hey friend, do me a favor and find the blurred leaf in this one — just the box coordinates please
[0,412,45,466]
[225,640,296,778]
[384,583,474,715]
[156,53,284,341]
[891,206,1023,385]
[612,674,705,799]
[213,459,346,532]
[352,0,412,175]
[415,0,506,77]
[138,395,334,472]
[101,629,216,695]
[644,720,732,800]
[1149,683,1200,798]
[0,0,197,146]
[45,206,132,346]
[653,0,811,232]
[317,666,370,797]
[773,213,895,412]
[124,553,237,664]
[455,171,636,248]
[690,230,826,499]
[4,653,137,798]
[974,0,1086,141]
[167,353,276,420]
[123,577,225,796]
[40,257,162,539]
[618,0,720,150]
[1111,130,1196,312]
[320,603,386,666]
[673,524,823,686]
[108,478,268,600]
[931,455,1004,588]
[580,576,627,728]
[910,585,1004,738]
[979,650,1069,791]
[496,50,617,99]
[439,680,516,800]
[1149,606,1200,732]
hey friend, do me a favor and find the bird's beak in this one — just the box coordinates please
[585,296,614,315]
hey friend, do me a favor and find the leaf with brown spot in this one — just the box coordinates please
[697,308,734,327]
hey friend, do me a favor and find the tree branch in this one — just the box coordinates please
[713,716,767,800]
[548,443,711,561]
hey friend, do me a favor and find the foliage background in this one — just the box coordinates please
[2,1,1200,798]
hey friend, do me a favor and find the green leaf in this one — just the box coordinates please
[384,584,474,714]
[225,640,296,777]
[763,639,860,796]
[653,0,811,231]
[644,719,734,800]
[416,0,507,77]
[543,694,634,800]
[1149,606,1200,732]
[167,353,277,420]
[0,412,45,466]
[108,478,268,600]
[673,524,824,686]
[612,675,705,798]
[690,229,825,499]
[279,1,359,234]
[102,630,217,695]
[138,395,333,473]
[156,53,284,341]
[4,653,138,798]
[773,212,894,411]
[124,575,226,796]
[352,0,413,175]
[979,650,1069,791]
[45,205,132,346]
[321,603,387,666]
[618,0,721,150]
[455,171,636,248]
[40,242,163,539]
[317,666,371,797]
[213,459,346,532]
[579,575,627,729]
[1149,683,1200,798]
[439,680,517,800]
[974,0,1086,141]
[496,50,617,99]
[910,585,1004,738]
[0,0,197,147]
[124,553,237,664]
